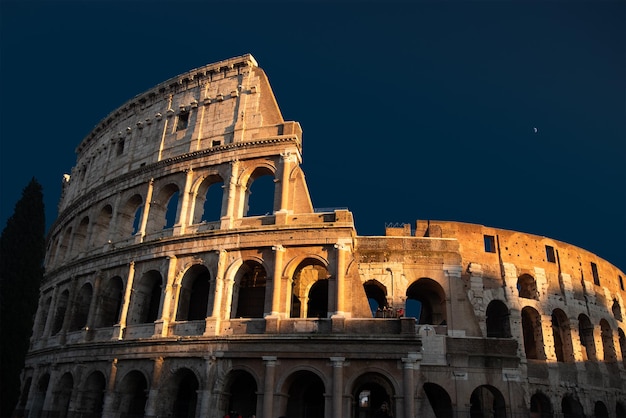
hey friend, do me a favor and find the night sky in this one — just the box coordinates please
[1,1,624,272]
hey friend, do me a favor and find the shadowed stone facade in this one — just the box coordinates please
[15,54,626,418]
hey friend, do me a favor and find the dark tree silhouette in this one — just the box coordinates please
[0,178,45,417]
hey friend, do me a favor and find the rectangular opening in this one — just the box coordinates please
[619,275,624,291]
[176,112,189,131]
[591,262,600,286]
[545,245,556,263]
[212,140,221,147]
[484,235,496,253]
[116,139,124,156]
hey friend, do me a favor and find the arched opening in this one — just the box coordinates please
[51,290,70,335]
[193,175,225,223]
[561,394,584,418]
[222,370,257,418]
[469,385,506,418]
[518,274,538,299]
[284,370,325,418]
[578,314,597,361]
[177,265,211,322]
[522,306,545,360]
[170,368,199,418]
[118,371,148,418]
[600,318,616,362]
[551,309,573,362]
[612,299,622,321]
[128,270,162,325]
[53,372,73,418]
[406,278,446,325]
[618,329,626,366]
[616,402,626,418]
[92,204,113,248]
[36,296,52,337]
[530,391,553,418]
[243,168,275,217]
[116,194,143,239]
[69,283,93,331]
[423,382,453,418]
[486,300,511,338]
[594,401,609,418]
[147,183,180,233]
[30,373,50,418]
[352,372,394,418]
[364,280,388,317]
[72,216,90,256]
[291,260,330,318]
[81,371,106,418]
[57,227,72,262]
[95,276,124,328]
[232,261,267,318]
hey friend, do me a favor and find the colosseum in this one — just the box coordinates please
[14,54,626,418]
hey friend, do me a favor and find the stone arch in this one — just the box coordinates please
[161,367,200,418]
[600,318,617,362]
[57,226,73,263]
[469,384,507,418]
[116,193,143,239]
[280,369,326,418]
[612,299,622,321]
[594,401,609,418]
[551,308,574,362]
[219,369,258,418]
[422,382,453,418]
[578,314,597,361]
[117,370,149,418]
[364,279,388,317]
[231,259,268,318]
[290,258,331,318]
[94,276,124,328]
[176,264,211,322]
[351,371,396,418]
[72,216,90,256]
[405,277,447,325]
[128,270,163,325]
[618,328,626,366]
[192,173,225,223]
[30,373,50,418]
[53,372,74,418]
[486,299,511,338]
[518,273,538,300]
[91,204,113,248]
[240,165,276,217]
[147,182,181,233]
[51,289,70,335]
[69,282,93,331]
[80,371,106,418]
[561,394,584,418]
[36,294,53,337]
[521,306,545,360]
[530,391,553,418]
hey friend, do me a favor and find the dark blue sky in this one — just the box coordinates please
[1,1,624,272]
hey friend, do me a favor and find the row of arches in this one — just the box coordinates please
[21,361,625,418]
[48,164,278,267]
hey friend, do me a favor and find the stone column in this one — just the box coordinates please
[102,360,118,418]
[541,314,555,361]
[115,262,136,340]
[85,273,103,337]
[333,241,350,317]
[144,357,164,417]
[401,355,418,418]
[42,286,60,338]
[330,357,345,417]
[137,179,154,241]
[198,356,216,418]
[156,256,177,337]
[271,245,285,316]
[277,151,297,213]
[206,250,227,335]
[221,160,239,229]
[176,169,194,234]
[262,356,278,418]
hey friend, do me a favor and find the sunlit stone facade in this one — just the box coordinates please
[16,54,626,418]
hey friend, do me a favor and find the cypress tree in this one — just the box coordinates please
[0,178,45,417]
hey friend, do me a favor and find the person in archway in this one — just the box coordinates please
[374,401,393,418]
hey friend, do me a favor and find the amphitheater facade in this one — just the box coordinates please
[15,54,626,418]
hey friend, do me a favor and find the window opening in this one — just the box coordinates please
[176,112,189,131]
[484,235,496,253]
[545,245,556,263]
[591,262,600,286]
